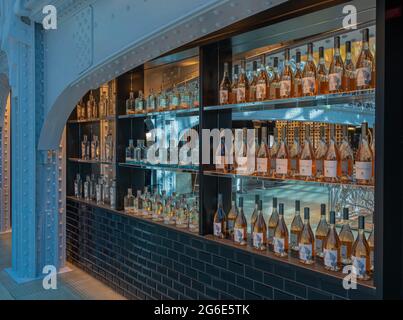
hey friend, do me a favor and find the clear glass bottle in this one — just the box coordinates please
[289,127,301,178]
[126,139,135,162]
[315,203,329,258]
[124,188,135,213]
[230,65,239,104]
[126,91,136,114]
[135,90,146,114]
[96,178,103,204]
[158,86,169,111]
[189,199,199,233]
[250,194,260,233]
[90,174,96,201]
[152,191,164,222]
[234,197,247,246]
[299,207,315,265]
[352,216,371,280]
[290,200,303,253]
[213,194,227,239]
[329,36,345,93]
[180,84,192,110]
[110,180,117,209]
[91,135,100,161]
[252,200,267,251]
[256,57,269,101]
[324,124,340,182]
[256,126,270,175]
[249,61,258,102]
[302,43,317,96]
[76,99,84,120]
[215,135,230,173]
[219,62,232,105]
[267,197,279,245]
[81,135,89,160]
[344,41,356,92]
[293,51,303,98]
[176,198,188,228]
[280,49,293,99]
[356,122,373,185]
[99,90,108,118]
[275,126,289,179]
[273,203,289,257]
[237,60,249,103]
[299,124,315,181]
[133,190,143,215]
[356,28,375,90]
[323,211,341,271]
[314,126,327,181]
[104,130,114,162]
[317,46,329,95]
[84,175,90,200]
[227,193,238,240]
[74,174,82,198]
[269,57,280,100]
[339,207,354,265]
[134,139,146,163]
[169,85,181,110]
[339,126,354,182]
[103,178,110,205]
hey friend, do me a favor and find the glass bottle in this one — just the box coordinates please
[219,62,232,105]
[280,49,293,99]
[126,91,136,114]
[290,200,303,253]
[356,28,375,90]
[87,91,97,119]
[83,175,90,200]
[135,90,146,114]
[315,203,329,258]
[270,127,279,177]
[180,83,192,110]
[134,139,145,163]
[234,197,247,246]
[237,60,249,103]
[91,135,100,161]
[323,211,341,271]
[74,174,82,198]
[339,126,354,182]
[370,125,375,184]
[324,124,340,182]
[256,57,269,101]
[267,197,279,245]
[126,139,135,162]
[110,179,117,209]
[250,194,260,233]
[356,122,373,185]
[289,127,301,178]
[103,178,110,205]
[133,190,143,215]
[215,135,229,173]
[329,36,345,93]
[213,194,227,239]
[293,51,303,98]
[81,135,89,160]
[352,216,371,280]
[96,178,103,204]
[234,128,248,174]
[298,207,315,265]
[299,124,315,181]
[189,199,199,233]
[314,126,327,181]
[230,65,239,104]
[147,89,158,113]
[252,200,267,251]
[256,126,270,175]
[302,43,317,96]
[105,130,114,162]
[368,225,374,272]
[99,91,108,118]
[124,188,135,213]
[339,207,354,265]
[90,174,96,201]
[152,192,164,222]
[249,61,258,102]
[158,86,169,111]
[344,41,356,92]
[176,198,188,228]
[269,57,280,100]
[273,203,289,257]
[192,81,200,108]
[317,46,329,95]
[227,193,238,240]
[275,126,289,179]
[169,85,181,110]
[76,99,84,120]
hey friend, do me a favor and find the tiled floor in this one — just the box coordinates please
[0,232,126,300]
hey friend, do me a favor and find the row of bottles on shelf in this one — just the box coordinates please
[126,81,199,115]
[219,29,375,105]
[214,194,374,280]
[74,174,117,209]
[216,122,374,185]
[123,187,199,233]
[76,90,115,120]
[81,132,114,162]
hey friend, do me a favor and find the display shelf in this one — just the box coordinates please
[68,157,115,165]
[203,170,374,190]
[205,90,375,125]
[118,107,200,120]
[67,115,116,124]
[118,162,199,173]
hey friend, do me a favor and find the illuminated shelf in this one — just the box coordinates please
[68,158,115,165]
[203,170,374,190]
[118,162,199,173]
[204,89,375,125]
[67,115,116,124]
[118,107,200,119]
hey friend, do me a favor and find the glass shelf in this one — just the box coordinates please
[203,170,374,190]
[118,107,200,120]
[67,116,116,124]
[204,90,375,125]
[118,162,199,173]
[68,158,115,165]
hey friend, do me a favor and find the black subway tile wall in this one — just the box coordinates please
[66,199,377,300]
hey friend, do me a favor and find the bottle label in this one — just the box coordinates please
[290,232,298,248]
[341,244,348,260]
[324,160,338,178]
[253,232,264,248]
[256,158,268,173]
[234,227,244,243]
[280,80,291,97]
[356,67,371,87]
[276,158,288,174]
[324,249,338,268]
[256,83,266,100]
[236,156,248,173]
[220,90,229,104]
[299,243,313,261]
[237,87,246,103]
[329,72,342,91]
[215,156,225,170]
[214,222,222,236]
[299,160,312,176]
[355,161,372,180]
[315,238,323,254]
[273,237,285,254]
[302,77,315,94]
[352,256,367,276]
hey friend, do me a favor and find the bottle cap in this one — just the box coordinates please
[343,207,349,220]
[334,36,340,49]
[295,200,300,211]
[329,211,336,224]
[273,197,278,208]
[346,41,351,53]
[304,207,310,220]
[279,203,284,215]
[321,204,326,216]
[358,215,365,230]
[239,197,243,207]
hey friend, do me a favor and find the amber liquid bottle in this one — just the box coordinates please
[253,200,267,251]
[227,192,238,240]
[249,61,258,102]
[219,62,232,105]
[356,122,373,185]
[269,57,281,100]
[352,216,371,280]
[315,203,329,258]
[256,57,269,101]
[356,28,375,90]
[323,211,341,271]
[256,126,270,176]
[237,60,249,103]
[317,46,329,95]
[270,127,279,177]
[344,41,356,92]
[289,127,301,178]
[275,126,289,179]
[213,194,227,239]
[267,197,279,245]
[302,43,317,96]
[324,124,340,183]
[328,36,345,94]
[299,207,315,264]
[273,203,289,257]
[250,194,260,233]
[314,126,327,182]
[293,51,303,98]
[290,200,303,253]
[339,126,354,182]
[367,225,374,272]
[230,65,239,104]
[234,197,248,246]
[339,207,354,265]
[280,48,293,99]
[299,124,315,181]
